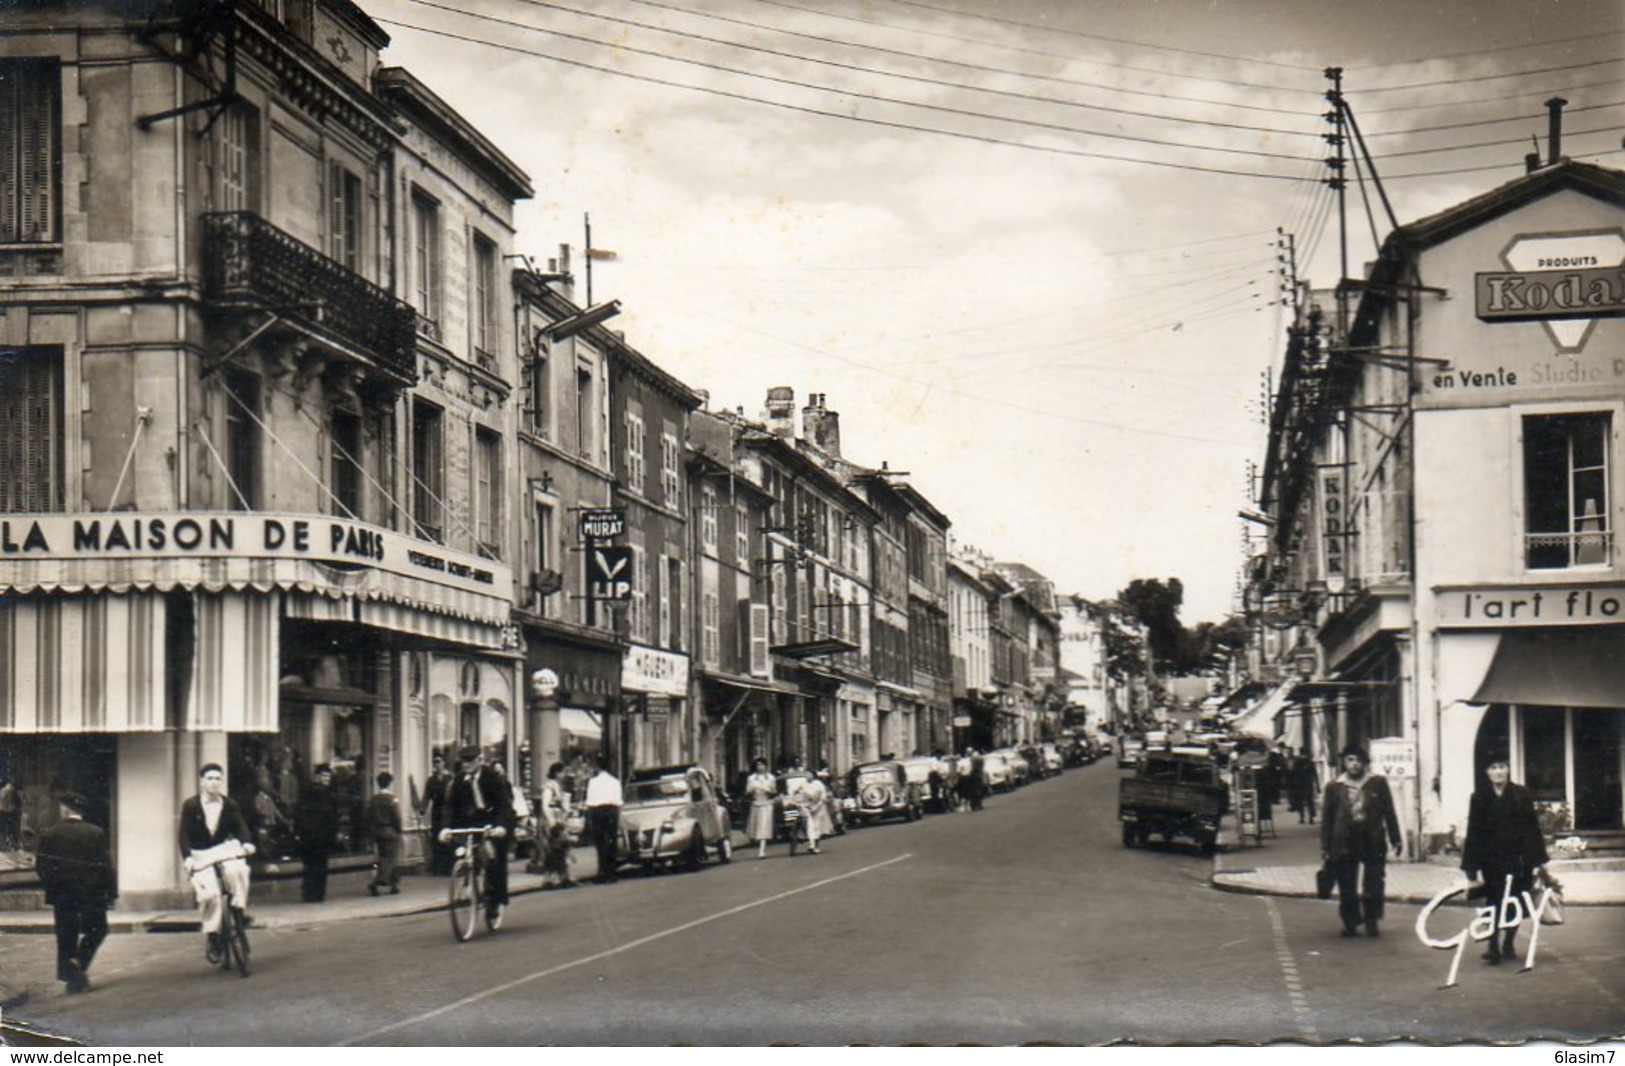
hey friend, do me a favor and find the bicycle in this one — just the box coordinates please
[441,826,505,941]
[193,846,252,977]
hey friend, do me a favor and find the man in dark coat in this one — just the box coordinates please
[447,747,515,919]
[1320,744,1403,938]
[294,764,340,903]
[1461,748,1550,965]
[1288,748,1320,824]
[421,752,455,876]
[365,771,403,896]
[36,793,115,993]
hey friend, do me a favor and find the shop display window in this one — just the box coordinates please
[228,701,374,861]
[0,736,114,874]
[1520,708,1566,802]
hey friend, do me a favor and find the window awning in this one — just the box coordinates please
[1471,627,1625,709]
[560,707,603,741]
[0,592,167,732]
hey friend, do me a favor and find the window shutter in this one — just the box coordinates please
[749,603,770,678]
[18,63,55,241]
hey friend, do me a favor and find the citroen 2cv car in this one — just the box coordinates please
[618,765,733,871]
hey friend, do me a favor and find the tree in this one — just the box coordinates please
[1116,578,1188,673]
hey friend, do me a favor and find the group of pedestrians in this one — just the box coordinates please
[742,759,834,858]
[1312,740,1549,963]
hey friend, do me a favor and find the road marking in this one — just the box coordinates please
[1262,896,1319,1043]
[336,853,914,1046]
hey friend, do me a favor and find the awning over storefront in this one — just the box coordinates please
[1230,679,1294,737]
[187,590,279,732]
[0,592,167,732]
[560,707,603,741]
[357,599,510,651]
[1471,627,1625,709]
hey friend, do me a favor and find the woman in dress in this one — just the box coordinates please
[1460,747,1549,965]
[744,758,777,859]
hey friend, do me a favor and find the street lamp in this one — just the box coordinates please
[528,667,560,812]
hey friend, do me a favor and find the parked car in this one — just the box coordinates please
[901,754,957,813]
[846,761,924,825]
[1117,734,1146,769]
[1038,743,1065,776]
[980,751,1015,792]
[1015,744,1044,780]
[998,747,1032,787]
[618,765,734,872]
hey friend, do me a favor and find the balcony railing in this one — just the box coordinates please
[203,211,418,385]
[1526,529,1613,570]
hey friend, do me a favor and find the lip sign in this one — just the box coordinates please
[1414,875,1557,988]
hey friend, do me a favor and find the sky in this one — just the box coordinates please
[363,0,1625,624]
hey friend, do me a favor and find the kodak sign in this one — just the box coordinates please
[1475,265,1625,322]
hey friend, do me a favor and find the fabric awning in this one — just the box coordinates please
[0,592,167,732]
[1471,627,1625,709]
[1230,678,1294,737]
[187,590,279,732]
[560,707,603,741]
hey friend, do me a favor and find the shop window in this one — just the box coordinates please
[0,58,60,244]
[1523,412,1612,569]
[1520,708,1566,802]
[0,737,114,870]
[0,346,63,512]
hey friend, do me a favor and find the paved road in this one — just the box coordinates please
[4,763,1622,1045]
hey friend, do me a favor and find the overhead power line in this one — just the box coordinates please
[399,0,1321,156]
[377,17,1318,180]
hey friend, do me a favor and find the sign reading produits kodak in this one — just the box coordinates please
[1436,583,1625,628]
[0,512,508,598]
[1420,229,1625,408]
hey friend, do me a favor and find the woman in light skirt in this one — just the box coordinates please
[744,758,777,859]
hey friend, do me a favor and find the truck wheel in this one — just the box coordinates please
[1122,824,1137,848]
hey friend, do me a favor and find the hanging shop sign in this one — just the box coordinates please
[1368,737,1416,780]
[0,512,507,598]
[1316,465,1349,595]
[579,508,626,541]
[622,643,689,697]
[586,545,633,602]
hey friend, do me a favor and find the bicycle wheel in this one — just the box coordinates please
[448,858,477,942]
[223,903,251,977]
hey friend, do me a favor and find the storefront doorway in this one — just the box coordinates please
[1574,709,1622,830]
[1476,705,1625,833]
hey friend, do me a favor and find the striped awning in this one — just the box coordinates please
[186,590,279,733]
[0,593,167,732]
[357,598,510,650]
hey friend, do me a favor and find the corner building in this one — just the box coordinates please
[0,0,530,906]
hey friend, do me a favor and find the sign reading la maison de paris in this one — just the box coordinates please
[0,512,506,599]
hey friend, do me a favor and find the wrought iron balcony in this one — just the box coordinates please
[203,211,418,386]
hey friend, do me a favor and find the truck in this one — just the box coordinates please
[1118,750,1229,855]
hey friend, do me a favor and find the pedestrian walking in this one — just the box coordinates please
[294,764,340,903]
[1320,744,1403,938]
[1460,747,1549,966]
[447,747,515,920]
[744,758,777,859]
[0,775,22,852]
[420,752,455,876]
[583,760,623,884]
[365,772,403,896]
[178,763,255,961]
[787,773,827,855]
[36,792,114,994]
[533,762,576,888]
[1288,748,1320,824]
[1262,745,1287,810]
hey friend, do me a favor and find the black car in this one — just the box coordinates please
[845,761,924,825]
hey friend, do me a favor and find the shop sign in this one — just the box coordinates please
[1436,583,1625,628]
[644,696,670,720]
[527,642,620,709]
[579,508,626,541]
[0,511,507,598]
[587,546,633,602]
[1368,737,1415,779]
[1317,466,1348,594]
[623,643,690,697]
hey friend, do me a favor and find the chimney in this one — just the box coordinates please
[765,386,796,438]
[802,393,825,450]
[1546,97,1568,166]
[816,397,840,457]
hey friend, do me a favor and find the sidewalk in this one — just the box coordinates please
[0,841,622,936]
[1212,800,1624,905]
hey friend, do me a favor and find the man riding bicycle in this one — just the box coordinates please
[178,763,255,961]
[446,746,514,924]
